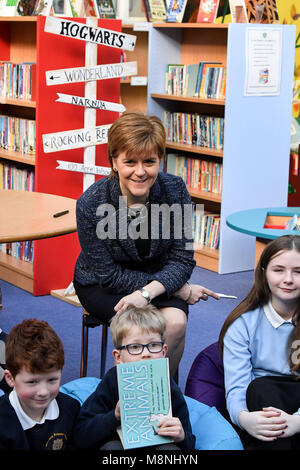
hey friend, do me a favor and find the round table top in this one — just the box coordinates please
[0,190,77,243]
[226,207,300,240]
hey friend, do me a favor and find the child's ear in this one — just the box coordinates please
[112,349,121,366]
[4,369,15,388]
[162,343,168,357]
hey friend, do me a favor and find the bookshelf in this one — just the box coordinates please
[120,23,149,113]
[0,16,36,291]
[147,22,296,273]
[0,16,121,294]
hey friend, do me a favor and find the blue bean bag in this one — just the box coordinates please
[60,377,243,450]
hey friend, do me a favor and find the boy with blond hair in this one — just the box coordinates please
[74,304,195,450]
[0,319,80,450]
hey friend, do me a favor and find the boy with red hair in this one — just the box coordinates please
[0,319,80,450]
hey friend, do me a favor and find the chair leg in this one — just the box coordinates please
[80,317,89,378]
[100,324,108,379]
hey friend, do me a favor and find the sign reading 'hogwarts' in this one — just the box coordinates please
[45,16,136,51]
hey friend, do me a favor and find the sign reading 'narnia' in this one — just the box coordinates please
[56,93,125,112]
[44,16,136,51]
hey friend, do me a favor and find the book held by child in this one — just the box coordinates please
[116,357,173,450]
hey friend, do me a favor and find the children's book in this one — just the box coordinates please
[246,0,279,24]
[181,0,200,22]
[17,0,38,15]
[32,0,53,15]
[194,61,222,97]
[228,0,248,23]
[166,0,188,22]
[196,0,220,23]
[143,0,167,22]
[0,0,20,15]
[68,0,100,17]
[185,63,200,97]
[116,357,173,450]
[166,153,178,175]
[68,0,87,16]
[94,0,115,18]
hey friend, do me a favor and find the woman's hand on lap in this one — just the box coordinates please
[114,290,148,314]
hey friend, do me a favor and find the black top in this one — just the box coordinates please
[74,366,195,450]
[74,173,196,296]
[0,392,80,450]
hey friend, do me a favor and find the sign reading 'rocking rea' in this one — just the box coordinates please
[44,16,136,51]
[42,124,111,153]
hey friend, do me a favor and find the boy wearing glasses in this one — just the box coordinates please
[74,305,195,450]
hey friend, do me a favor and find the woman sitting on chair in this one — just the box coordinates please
[73,112,219,376]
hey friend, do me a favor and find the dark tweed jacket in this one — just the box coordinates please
[74,172,196,297]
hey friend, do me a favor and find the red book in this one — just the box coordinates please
[196,0,220,23]
[263,224,285,229]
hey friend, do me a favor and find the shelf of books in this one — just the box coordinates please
[0,16,122,294]
[0,16,37,291]
[121,23,149,113]
[148,22,296,273]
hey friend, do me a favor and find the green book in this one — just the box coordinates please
[116,357,173,450]
[185,63,200,97]
[166,153,178,175]
[95,0,115,18]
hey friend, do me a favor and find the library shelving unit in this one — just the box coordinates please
[121,22,149,113]
[0,16,121,294]
[147,22,296,273]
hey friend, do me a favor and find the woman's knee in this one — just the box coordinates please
[160,308,187,338]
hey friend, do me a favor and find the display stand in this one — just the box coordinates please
[38,16,137,302]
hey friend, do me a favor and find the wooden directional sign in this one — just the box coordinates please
[56,93,126,113]
[46,61,137,86]
[45,16,136,51]
[42,124,111,153]
[56,160,111,176]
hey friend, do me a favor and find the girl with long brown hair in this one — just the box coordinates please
[219,235,300,449]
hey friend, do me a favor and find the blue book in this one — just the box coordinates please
[116,357,173,449]
[166,0,188,22]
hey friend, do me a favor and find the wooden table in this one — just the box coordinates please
[0,190,77,308]
[0,189,77,243]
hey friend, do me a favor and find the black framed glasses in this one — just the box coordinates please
[117,341,164,355]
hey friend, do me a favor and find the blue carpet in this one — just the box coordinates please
[0,267,254,392]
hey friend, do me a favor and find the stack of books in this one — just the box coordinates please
[0,160,35,263]
[163,111,224,150]
[167,153,222,194]
[0,62,36,101]
[0,161,35,192]
[0,115,36,155]
[193,209,220,249]
[165,62,226,99]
